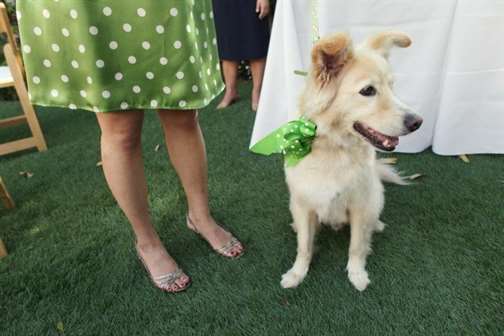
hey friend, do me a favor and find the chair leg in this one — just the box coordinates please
[0,239,7,258]
[4,44,47,152]
[0,176,15,209]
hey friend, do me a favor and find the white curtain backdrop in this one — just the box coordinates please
[250,0,504,155]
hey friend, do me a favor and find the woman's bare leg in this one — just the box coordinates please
[96,111,189,287]
[217,60,240,109]
[250,58,266,111]
[157,109,243,255]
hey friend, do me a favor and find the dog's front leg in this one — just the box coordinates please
[281,198,317,289]
[346,211,376,291]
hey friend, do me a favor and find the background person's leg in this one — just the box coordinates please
[158,109,243,256]
[217,60,240,109]
[250,58,266,111]
[96,111,189,287]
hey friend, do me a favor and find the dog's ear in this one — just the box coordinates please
[365,31,411,59]
[311,33,354,83]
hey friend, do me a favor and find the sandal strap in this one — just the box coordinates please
[153,268,184,287]
[215,236,241,255]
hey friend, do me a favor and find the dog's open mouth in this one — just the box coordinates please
[353,122,399,151]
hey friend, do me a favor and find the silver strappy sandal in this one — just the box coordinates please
[186,215,244,259]
[136,246,191,293]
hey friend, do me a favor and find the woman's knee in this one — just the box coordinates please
[97,112,143,152]
[159,109,199,130]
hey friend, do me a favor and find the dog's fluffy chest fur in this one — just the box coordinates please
[285,138,383,226]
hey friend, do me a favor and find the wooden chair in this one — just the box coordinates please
[0,176,14,258]
[0,3,47,156]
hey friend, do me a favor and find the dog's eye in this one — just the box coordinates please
[359,86,377,97]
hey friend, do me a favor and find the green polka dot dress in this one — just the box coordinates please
[17,1,224,112]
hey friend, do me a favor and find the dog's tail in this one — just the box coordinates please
[377,159,409,185]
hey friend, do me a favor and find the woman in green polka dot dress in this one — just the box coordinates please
[18,1,244,293]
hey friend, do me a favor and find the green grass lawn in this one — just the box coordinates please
[1,82,503,335]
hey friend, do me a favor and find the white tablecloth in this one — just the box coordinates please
[251,0,504,155]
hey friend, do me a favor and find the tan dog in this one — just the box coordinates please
[281,32,423,291]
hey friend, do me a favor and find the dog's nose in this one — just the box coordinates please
[404,114,423,132]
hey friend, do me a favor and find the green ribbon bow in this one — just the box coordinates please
[250,118,317,167]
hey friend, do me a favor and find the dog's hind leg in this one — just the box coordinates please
[374,220,386,233]
[281,199,317,289]
[346,211,376,291]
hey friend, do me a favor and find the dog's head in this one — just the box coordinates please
[302,32,423,151]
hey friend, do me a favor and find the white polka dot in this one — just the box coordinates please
[70,9,78,19]
[128,56,137,64]
[150,100,159,108]
[160,57,168,65]
[114,72,123,81]
[71,60,79,68]
[42,9,50,18]
[192,85,199,92]
[207,69,211,75]
[96,59,105,68]
[189,56,196,63]
[176,71,184,80]
[163,86,171,94]
[186,25,191,33]
[212,38,217,45]
[210,11,214,19]
[204,42,208,49]
[170,8,178,16]
[22,45,32,53]
[174,41,182,49]
[137,8,146,17]
[109,41,118,50]
[61,75,69,83]
[93,106,100,112]
[156,25,165,34]
[142,41,151,50]
[32,76,40,84]
[87,76,93,84]
[201,13,206,20]
[62,28,70,37]
[102,90,111,99]
[80,90,87,98]
[43,59,52,68]
[33,26,42,36]
[146,72,155,80]
[69,104,77,110]
[216,63,221,71]
[103,7,112,16]
[120,102,129,110]
[89,26,99,35]
[51,44,60,52]
[123,23,132,32]
[78,44,86,53]
[16,11,21,20]
[132,85,141,94]
[179,100,187,108]
[51,89,59,97]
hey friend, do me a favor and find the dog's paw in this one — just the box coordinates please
[281,270,304,289]
[375,220,386,233]
[348,270,370,291]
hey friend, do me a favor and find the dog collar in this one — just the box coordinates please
[250,117,317,167]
